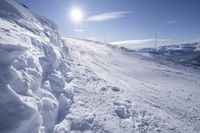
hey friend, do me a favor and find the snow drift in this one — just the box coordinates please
[0,0,72,132]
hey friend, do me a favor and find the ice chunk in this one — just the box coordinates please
[41,97,58,132]
[8,66,30,95]
[54,119,71,133]
[0,84,41,133]
[48,70,68,95]
[57,93,72,123]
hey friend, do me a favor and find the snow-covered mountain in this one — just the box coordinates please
[1,0,200,133]
[156,42,200,66]
[137,42,200,67]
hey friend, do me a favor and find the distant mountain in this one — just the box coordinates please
[137,42,200,66]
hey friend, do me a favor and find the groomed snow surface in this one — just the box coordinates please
[0,0,200,133]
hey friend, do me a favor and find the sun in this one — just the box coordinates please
[70,8,83,23]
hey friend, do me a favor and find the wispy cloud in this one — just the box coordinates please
[86,11,131,22]
[111,39,170,45]
[74,29,84,32]
[164,20,177,25]
[110,39,171,50]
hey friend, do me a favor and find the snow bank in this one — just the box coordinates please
[0,0,74,132]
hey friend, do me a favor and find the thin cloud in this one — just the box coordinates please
[165,20,177,25]
[86,11,131,22]
[74,29,84,32]
[110,39,171,50]
[111,39,170,45]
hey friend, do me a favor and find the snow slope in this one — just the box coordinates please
[63,38,200,133]
[1,0,200,133]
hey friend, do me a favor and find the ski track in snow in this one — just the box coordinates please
[0,0,200,133]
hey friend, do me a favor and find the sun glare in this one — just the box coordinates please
[70,8,83,23]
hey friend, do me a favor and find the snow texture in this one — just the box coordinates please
[0,0,200,133]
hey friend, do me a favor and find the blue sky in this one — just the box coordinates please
[16,0,200,46]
